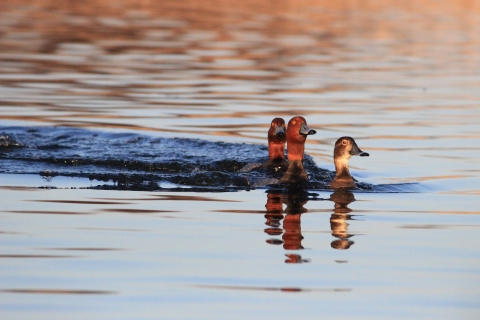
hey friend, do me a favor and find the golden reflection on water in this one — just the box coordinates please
[1,289,116,295]
[1,0,479,130]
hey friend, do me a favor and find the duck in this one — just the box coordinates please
[263,117,288,171]
[329,136,369,189]
[279,116,316,183]
[239,118,287,173]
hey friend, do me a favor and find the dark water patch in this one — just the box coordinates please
[36,247,125,251]
[192,284,351,293]
[266,239,284,245]
[0,126,275,188]
[1,289,116,295]
[0,135,21,148]
[152,194,241,202]
[92,194,240,202]
[8,210,91,215]
[100,208,179,214]
[87,179,242,193]
[73,227,150,232]
[0,126,424,192]
[0,230,23,235]
[0,254,75,258]
[168,171,250,187]
[0,186,44,191]
[399,224,449,229]
[154,215,199,220]
[371,183,434,193]
[31,200,131,205]
[211,209,267,214]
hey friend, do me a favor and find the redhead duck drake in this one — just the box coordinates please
[240,118,287,173]
[263,117,288,171]
[329,136,369,189]
[279,116,316,183]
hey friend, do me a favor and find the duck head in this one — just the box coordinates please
[268,117,286,144]
[334,136,369,162]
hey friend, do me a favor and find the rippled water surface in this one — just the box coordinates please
[1,0,480,319]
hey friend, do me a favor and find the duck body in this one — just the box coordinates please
[262,158,288,172]
[279,160,307,183]
[329,136,369,189]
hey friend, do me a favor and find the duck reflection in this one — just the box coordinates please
[329,190,356,250]
[264,191,284,241]
[282,191,308,251]
[264,188,313,263]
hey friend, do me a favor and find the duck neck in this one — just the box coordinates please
[334,158,352,181]
[287,141,305,162]
[268,142,285,161]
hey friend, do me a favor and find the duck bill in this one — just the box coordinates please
[350,143,369,157]
[275,125,286,139]
[299,123,316,136]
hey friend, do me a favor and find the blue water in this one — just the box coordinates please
[1,1,479,319]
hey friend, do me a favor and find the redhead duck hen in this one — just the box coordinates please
[329,136,369,189]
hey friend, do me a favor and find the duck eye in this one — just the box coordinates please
[291,120,296,125]
[342,140,347,145]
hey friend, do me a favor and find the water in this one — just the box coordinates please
[1,0,480,319]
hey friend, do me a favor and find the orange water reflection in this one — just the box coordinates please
[264,190,308,257]
[1,0,479,136]
[264,190,307,263]
[264,188,363,262]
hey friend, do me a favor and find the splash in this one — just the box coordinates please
[0,126,420,192]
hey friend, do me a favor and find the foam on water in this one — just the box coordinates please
[1,126,423,192]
